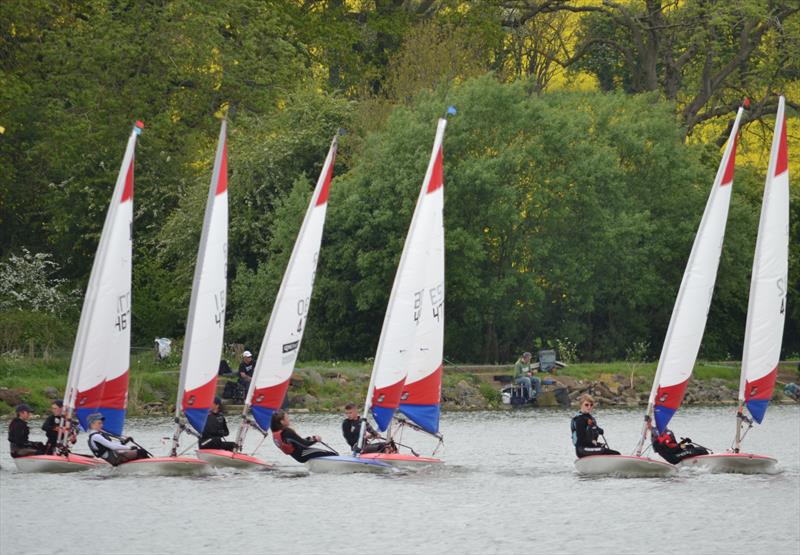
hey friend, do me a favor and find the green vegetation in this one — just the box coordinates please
[1,1,798,365]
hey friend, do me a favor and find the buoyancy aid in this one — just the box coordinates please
[272,429,295,455]
[88,431,113,458]
[655,430,679,449]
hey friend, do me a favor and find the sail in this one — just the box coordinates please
[176,120,229,434]
[740,96,790,424]
[397,118,447,434]
[650,107,744,433]
[246,136,337,431]
[366,118,448,432]
[68,121,142,435]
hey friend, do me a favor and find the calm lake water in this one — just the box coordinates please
[1,405,799,555]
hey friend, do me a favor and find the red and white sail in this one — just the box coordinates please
[365,118,448,432]
[176,120,229,434]
[397,118,447,434]
[739,96,790,424]
[649,106,744,434]
[244,135,337,432]
[66,121,143,436]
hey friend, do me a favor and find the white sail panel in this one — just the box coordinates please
[246,136,337,431]
[70,122,142,435]
[178,121,229,434]
[740,96,790,424]
[650,107,744,433]
[398,118,447,434]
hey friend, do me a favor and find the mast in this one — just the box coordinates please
[235,133,338,450]
[171,119,228,456]
[358,113,451,452]
[60,120,141,449]
[734,95,789,452]
[634,105,744,456]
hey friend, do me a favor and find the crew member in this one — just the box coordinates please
[651,428,710,464]
[7,404,46,458]
[270,410,336,463]
[41,400,75,454]
[200,397,237,451]
[86,413,149,465]
[342,403,388,454]
[570,394,620,458]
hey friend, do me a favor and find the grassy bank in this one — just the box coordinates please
[1,354,798,416]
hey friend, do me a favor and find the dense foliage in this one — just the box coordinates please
[1,1,798,362]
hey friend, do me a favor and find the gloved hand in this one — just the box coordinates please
[597,427,604,435]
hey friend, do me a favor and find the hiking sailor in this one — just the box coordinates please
[86,413,149,465]
[270,410,337,463]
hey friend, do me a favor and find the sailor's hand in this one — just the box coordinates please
[597,428,604,435]
[312,435,321,442]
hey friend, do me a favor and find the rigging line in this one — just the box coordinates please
[249,434,268,457]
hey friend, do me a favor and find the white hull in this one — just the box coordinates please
[358,453,442,469]
[12,454,103,473]
[574,455,677,477]
[196,449,273,470]
[677,453,778,474]
[305,455,393,474]
[111,456,213,476]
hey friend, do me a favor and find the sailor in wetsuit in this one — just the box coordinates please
[270,410,337,463]
[86,413,149,465]
[571,394,620,458]
[342,403,388,454]
[41,400,76,454]
[651,428,710,464]
[200,397,237,451]
[7,404,46,458]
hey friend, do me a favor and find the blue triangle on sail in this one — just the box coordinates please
[76,407,126,436]
[399,404,440,435]
[252,406,274,432]
[372,406,395,432]
[185,408,211,435]
[653,405,676,434]
[746,399,769,424]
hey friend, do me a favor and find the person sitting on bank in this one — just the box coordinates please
[514,351,542,401]
[41,400,76,455]
[238,351,255,387]
[651,428,710,464]
[270,410,337,463]
[200,397,237,451]
[342,403,389,454]
[86,413,149,465]
[570,394,620,458]
[7,404,46,458]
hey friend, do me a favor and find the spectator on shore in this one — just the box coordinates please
[513,352,541,401]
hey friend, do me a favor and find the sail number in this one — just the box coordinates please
[297,296,310,333]
[430,283,444,322]
[115,292,131,331]
[214,290,226,327]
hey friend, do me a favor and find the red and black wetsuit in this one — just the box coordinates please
[273,428,336,463]
[652,430,709,464]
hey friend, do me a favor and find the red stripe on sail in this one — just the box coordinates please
[373,379,406,409]
[121,159,134,203]
[215,142,228,195]
[720,134,737,186]
[401,365,442,405]
[775,115,788,176]
[427,147,443,194]
[654,379,689,410]
[251,379,291,410]
[182,376,219,411]
[745,367,778,401]
[76,370,130,410]
[315,152,336,206]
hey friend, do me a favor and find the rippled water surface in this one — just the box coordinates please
[1,405,799,555]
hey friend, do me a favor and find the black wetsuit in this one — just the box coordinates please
[8,417,45,458]
[41,414,63,454]
[274,428,336,463]
[571,412,620,458]
[200,411,237,451]
[652,430,710,464]
[342,418,387,454]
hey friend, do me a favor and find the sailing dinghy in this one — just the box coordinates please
[121,121,230,475]
[309,112,453,474]
[575,104,746,477]
[199,134,339,470]
[679,96,789,474]
[13,122,143,473]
